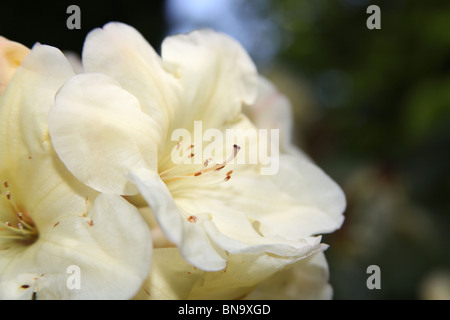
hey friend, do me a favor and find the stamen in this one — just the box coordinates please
[0,181,37,242]
[187,215,197,223]
[160,143,241,192]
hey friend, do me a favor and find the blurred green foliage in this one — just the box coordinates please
[261,0,450,299]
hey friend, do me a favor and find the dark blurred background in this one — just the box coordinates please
[1,0,449,300]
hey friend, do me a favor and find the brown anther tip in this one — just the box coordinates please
[187,215,197,223]
[17,213,23,220]
[6,192,11,200]
[21,285,30,289]
[189,153,195,158]
[194,172,202,176]
[3,181,8,188]
[224,176,231,182]
[5,222,11,227]
[226,170,233,176]
[233,144,241,150]
[87,219,94,227]
[216,165,225,171]
[52,221,60,228]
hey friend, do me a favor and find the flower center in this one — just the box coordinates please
[0,180,38,247]
[158,141,240,196]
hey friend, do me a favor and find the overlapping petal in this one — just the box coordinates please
[49,73,161,195]
[133,247,324,300]
[245,251,333,300]
[0,36,30,94]
[82,22,178,145]
[129,168,227,271]
[0,194,152,300]
[0,42,153,299]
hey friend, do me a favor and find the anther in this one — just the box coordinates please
[187,215,197,223]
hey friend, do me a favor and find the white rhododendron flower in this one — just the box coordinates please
[132,75,338,300]
[0,38,152,299]
[48,22,346,274]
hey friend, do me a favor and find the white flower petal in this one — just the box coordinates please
[0,36,30,94]
[133,248,203,300]
[134,248,314,300]
[189,252,313,300]
[245,251,333,300]
[162,29,258,131]
[0,43,74,165]
[82,22,177,143]
[128,168,227,271]
[176,194,326,258]
[243,76,294,151]
[221,153,346,239]
[0,43,81,222]
[48,73,161,195]
[0,194,152,300]
[63,51,84,74]
[199,212,326,257]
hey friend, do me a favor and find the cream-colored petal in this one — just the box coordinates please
[245,251,333,300]
[82,22,177,144]
[188,252,306,300]
[64,51,84,74]
[0,36,30,94]
[48,73,161,195]
[134,248,314,300]
[0,194,152,300]
[243,76,293,152]
[133,248,203,300]
[129,168,227,271]
[0,43,74,166]
[241,153,346,238]
[162,29,258,132]
[177,196,326,258]
[0,43,79,224]
[193,152,346,241]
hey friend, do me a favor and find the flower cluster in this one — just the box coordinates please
[0,23,345,300]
